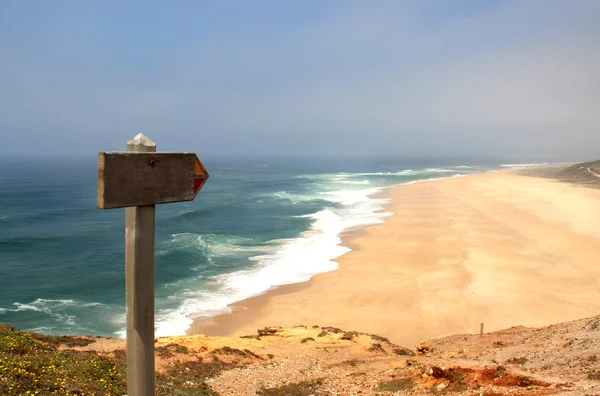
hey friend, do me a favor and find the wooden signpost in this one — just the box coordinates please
[98,133,209,396]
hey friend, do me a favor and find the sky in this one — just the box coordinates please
[1,1,599,161]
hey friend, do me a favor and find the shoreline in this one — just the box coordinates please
[189,168,600,347]
[187,185,395,337]
[187,173,482,339]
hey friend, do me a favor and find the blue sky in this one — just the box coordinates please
[1,1,599,161]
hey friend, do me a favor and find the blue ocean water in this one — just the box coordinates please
[0,158,498,337]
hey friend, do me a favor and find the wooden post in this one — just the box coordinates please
[480,322,484,336]
[125,133,157,396]
[98,133,209,395]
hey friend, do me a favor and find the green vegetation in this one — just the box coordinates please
[494,365,507,378]
[392,347,415,356]
[506,356,528,365]
[0,323,224,395]
[517,376,531,386]
[377,377,414,392]
[445,368,468,391]
[257,378,324,395]
[0,324,126,395]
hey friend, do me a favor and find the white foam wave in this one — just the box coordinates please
[500,163,551,168]
[3,298,106,328]
[11,303,44,312]
[338,179,370,185]
[167,233,271,260]
[295,168,459,180]
[269,191,327,204]
[7,299,105,311]
[153,166,488,337]
[153,187,392,337]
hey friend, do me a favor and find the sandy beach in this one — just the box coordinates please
[190,171,600,347]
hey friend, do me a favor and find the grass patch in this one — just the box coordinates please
[445,368,469,391]
[494,366,507,378]
[377,377,414,392]
[393,347,415,356]
[368,343,386,353]
[0,323,227,396]
[257,378,324,395]
[211,346,262,359]
[506,356,528,365]
[30,333,96,348]
[517,376,531,387]
[0,324,126,395]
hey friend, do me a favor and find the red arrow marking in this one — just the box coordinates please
[193,155,209,196]
[194,177,206,195]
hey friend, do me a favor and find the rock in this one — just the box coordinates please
[341,331,358,340]
[258,327,283,336]
[430,366,445,378]
[416,345,432,355]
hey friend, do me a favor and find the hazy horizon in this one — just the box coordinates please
[1,1,598,162]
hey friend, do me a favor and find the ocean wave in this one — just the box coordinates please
[500,163,551,168]
[269,191,327,204]
[295,168,464,181]
[1,298,108,330]
[165,233,271,259]
[152,168,484,337]
[153,186,392,337]
[5,299,106,312]
[338,179,370,185]
[296,170,410,179]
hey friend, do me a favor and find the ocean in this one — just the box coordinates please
[0,157,499,338]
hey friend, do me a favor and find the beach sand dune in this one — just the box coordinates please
[191,172,600,347]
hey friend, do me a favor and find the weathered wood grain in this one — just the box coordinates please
[125,133,156,396]
[98,152,208,209]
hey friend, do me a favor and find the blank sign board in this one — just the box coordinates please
[98,152,209,209]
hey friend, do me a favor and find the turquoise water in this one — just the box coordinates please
[0,158,497,337]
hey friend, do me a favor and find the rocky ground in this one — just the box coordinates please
[59,314,600,395]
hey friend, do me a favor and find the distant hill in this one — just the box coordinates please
[516,159,600,188]
[555,159,600,187]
